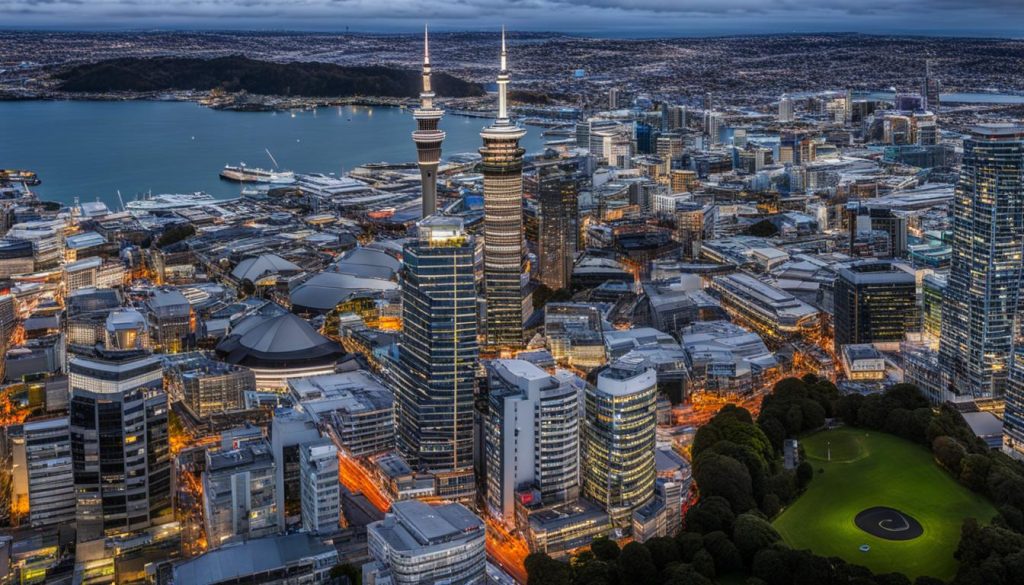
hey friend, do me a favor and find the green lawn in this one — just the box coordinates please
[772,427,996,580]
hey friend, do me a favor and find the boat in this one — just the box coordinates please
[1,169,41,186]
[220,164,295,184]
[125,192,218,211]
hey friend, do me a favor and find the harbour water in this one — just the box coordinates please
[0,100,548,206]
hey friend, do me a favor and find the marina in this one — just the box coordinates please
[0,100,547,206]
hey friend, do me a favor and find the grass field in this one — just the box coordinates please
[772,427,996,580]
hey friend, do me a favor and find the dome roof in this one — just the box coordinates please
[232,254,302,283]
[216,312,343,367]
[290,271,398,313]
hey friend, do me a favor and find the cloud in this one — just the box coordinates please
[1,0,1021,35]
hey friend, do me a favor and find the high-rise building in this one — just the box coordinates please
[393,216,478,499]
[704,111,723,146]
[582,358,657,529]
[922,60,941,114]
[480,29,527,350]
[365,500,486,585]
[299,439,340,535]
[144,289,192,353]
[537,166,579,290]
[203,436,278,548]
[608,87,620,109]
[69,350,171,542]
[833,260,919,352]
[778,94,794,123]
[270,407,320,530]
[941,125,1024,399]
[412,26,445,217]
[485,360,581,526]
[5,417,75,527]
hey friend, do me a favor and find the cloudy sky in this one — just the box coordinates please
[3,0,1022,36]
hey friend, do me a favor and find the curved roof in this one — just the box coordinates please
[333,247,401,280]
[216,312,343,368]
[290,271,398,312]
[232,254,301,282]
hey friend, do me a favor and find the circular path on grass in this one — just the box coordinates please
[854,507,924,541]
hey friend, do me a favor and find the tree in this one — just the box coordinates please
[617,542,659,585]
[525,552,573,585]
[675,531,706,562]
[703,531,743,574]
[960,454,993,492]
[885,384,930,411]
[645,536,681,571]
[732,513,782,565]
[694,453,757,513]
[662,563,713,585]
[799,399,826,432]
[758,416,787,453]
[329,563,360,585]
[748,219,779,237]
[760,492,782,518]
[590,536,621,561]
[784,404,804,435]
[795,461,814,490]
[155,223,195,248]
[691,549,717,579]
[933,436,967,473]
[751,548,792,585]
[572,559,615,585]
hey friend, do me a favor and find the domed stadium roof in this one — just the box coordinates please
[216,312,343,368]
[289,272,398,312]
[231,254,302,283]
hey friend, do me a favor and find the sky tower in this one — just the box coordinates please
[412,25,445,217]
[480,28,527,350]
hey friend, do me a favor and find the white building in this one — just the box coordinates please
[484,360,582,526]
[7,417,75,527]
[300,439,340,535]
[365,500,486,585]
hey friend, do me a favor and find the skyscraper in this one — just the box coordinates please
[299,439,340,535]
[485,360,581,526]
[582,358,657,530]
[940,125,1024,399]
[833,260,919,352]
[69,350,171,542]
[480,28,527,350]
[393,216,478,499]
[412,25,445,217]
[922,60,941,114]
[537,165,579,290]
[778,94,794,123]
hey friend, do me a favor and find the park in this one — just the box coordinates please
[772,427,997,580]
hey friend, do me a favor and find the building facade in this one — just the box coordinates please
[203,438,278,547]
[393,216,478,499]
[582,358,658,529]
[537,166,579,290]
[485,360,581,526]
[6,417,75,527]
[69,351,171,542]
[940,125,1024,399]
[299,439,340,535]
[833,260,919,352]
[480,30,527,350]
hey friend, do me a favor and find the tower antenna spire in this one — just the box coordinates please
[424,23,429,65]
[497,26,509,122]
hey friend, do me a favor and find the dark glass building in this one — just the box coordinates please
[537,166,580,290]
[833,260,919,352]
[69,350,171,542]
[393,216,479,500]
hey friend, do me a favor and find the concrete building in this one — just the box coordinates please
[203,437,278,548]
[485,360,581,527]
[365,500,485,585]
[299,439,340,535]
[171,533,338,585]
[144,289,192,353]
[289,371,394,457]
[270,407,321,530]
[5,417,75,527]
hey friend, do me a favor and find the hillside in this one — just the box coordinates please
[54,55,485,99]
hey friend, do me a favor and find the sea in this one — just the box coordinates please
[0,100,548,207]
